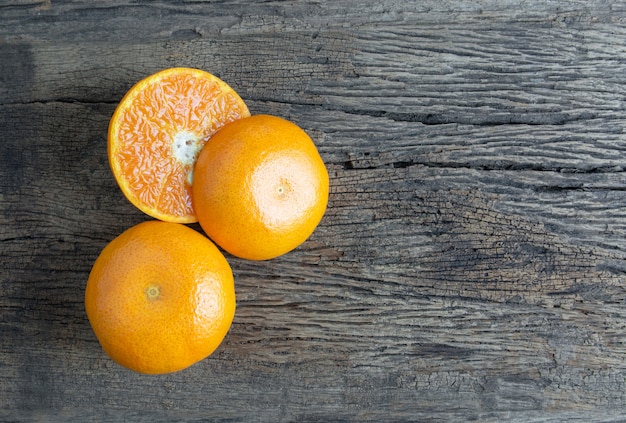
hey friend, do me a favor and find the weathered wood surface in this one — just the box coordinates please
[2,1,626,421]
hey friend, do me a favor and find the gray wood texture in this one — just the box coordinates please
[2,1,626,421]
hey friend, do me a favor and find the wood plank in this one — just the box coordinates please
[2,1,626,421]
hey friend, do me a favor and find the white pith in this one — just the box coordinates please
[172,131,203,184]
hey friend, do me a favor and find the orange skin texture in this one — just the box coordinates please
[84,221,236,374]
[108,67,250,224]
[192,114,329,260]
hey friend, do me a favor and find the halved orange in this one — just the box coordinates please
[108,67,250,223]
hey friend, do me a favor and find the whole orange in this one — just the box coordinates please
[192,114,329,260]
[84,221,236,374]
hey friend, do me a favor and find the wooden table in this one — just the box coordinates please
[2,1,626,421]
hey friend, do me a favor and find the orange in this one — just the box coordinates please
[84,221,236,374]
[108,67,250,223]
[192,114,329,261]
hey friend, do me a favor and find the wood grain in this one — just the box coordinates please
[2,1,626,421]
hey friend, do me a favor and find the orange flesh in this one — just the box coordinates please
[109,68,250,223]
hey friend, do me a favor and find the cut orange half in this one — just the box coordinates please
[108,67,250,223]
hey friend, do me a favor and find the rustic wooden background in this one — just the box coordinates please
[2,1,626,421]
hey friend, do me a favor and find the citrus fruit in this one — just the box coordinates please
[84,221,236,374]
[192,114,329,261]
[108,67,250,223]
